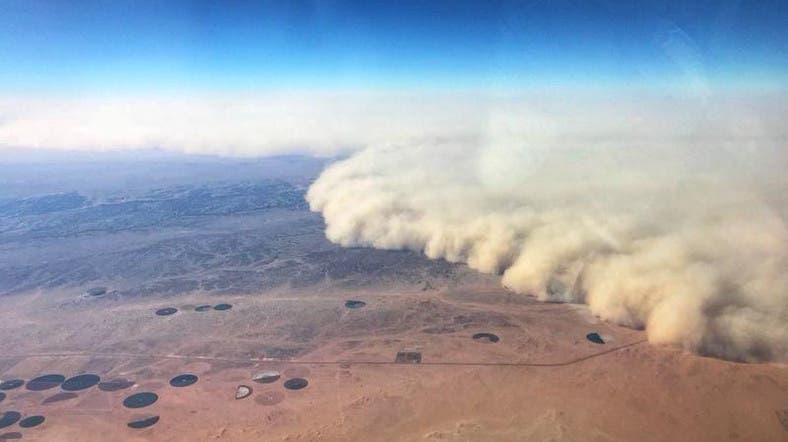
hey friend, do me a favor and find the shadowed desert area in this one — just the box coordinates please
[0,153,786,441]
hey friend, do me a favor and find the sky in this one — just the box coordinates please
[1,0,786,94]
[0,1,785,155]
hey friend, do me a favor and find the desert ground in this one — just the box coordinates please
[0,283,786,441]
[0,154,785,441]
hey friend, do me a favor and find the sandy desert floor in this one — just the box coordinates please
[0,284,786,442]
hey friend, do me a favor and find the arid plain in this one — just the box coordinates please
[1,283,786,441]
[0,155,785,441]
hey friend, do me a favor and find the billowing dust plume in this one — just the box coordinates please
[308,94,788,362]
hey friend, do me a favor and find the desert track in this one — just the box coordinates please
[0,339,647,368]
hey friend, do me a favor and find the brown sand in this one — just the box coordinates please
[0,285,785,441]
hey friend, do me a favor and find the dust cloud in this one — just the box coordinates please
[308,93,788,362]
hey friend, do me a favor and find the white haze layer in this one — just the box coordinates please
[0,93,488,156]
[307,93,788,362]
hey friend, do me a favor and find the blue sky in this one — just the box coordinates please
[0,0,786,93]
